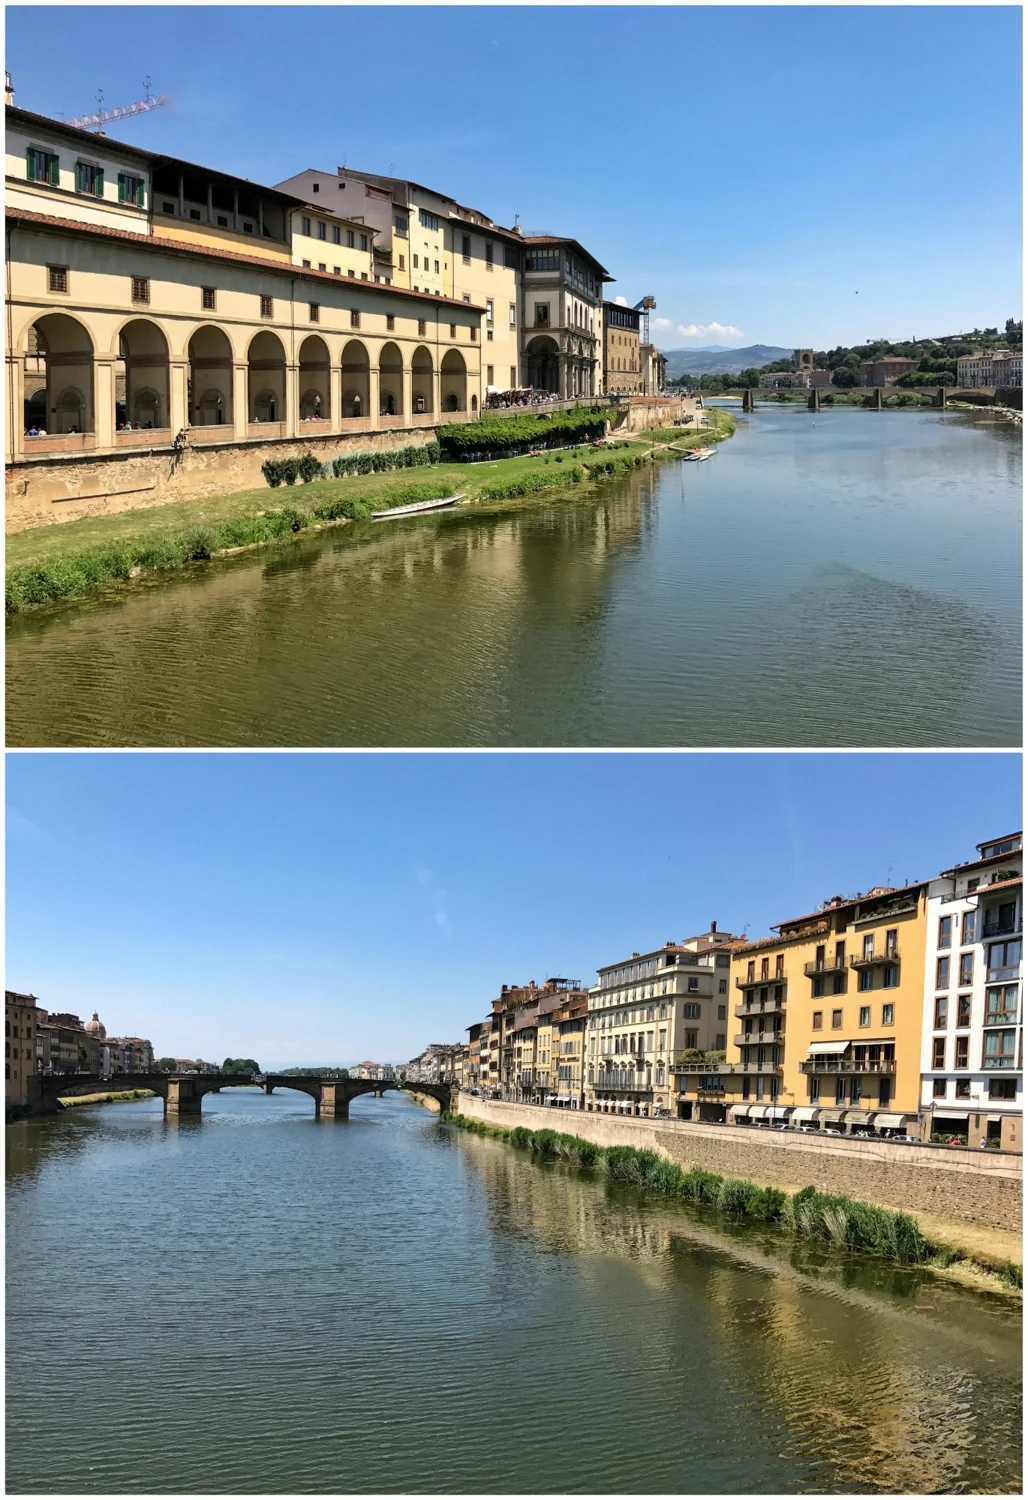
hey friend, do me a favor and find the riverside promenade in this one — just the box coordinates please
[454,1093,1022,1252]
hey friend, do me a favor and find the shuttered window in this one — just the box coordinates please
[27,147,58,184]
[76,162,104,197]
[118,173,145,207]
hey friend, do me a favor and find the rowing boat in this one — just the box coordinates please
[371,493,464,520]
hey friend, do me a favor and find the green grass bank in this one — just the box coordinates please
[6,413,733,615]
[442,1112,1022,1294]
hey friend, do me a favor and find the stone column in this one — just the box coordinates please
[233,363,249,440]
[318,1082,350,1120]
[368,367,381,428]
[93,359,117,449]
[432,366,441,418]
[7,353,25,462]
[169,361,188,437]
[165,1078,202,1116]
[401,365,412,423]
[330,365,342,431]
[285,362,299,438]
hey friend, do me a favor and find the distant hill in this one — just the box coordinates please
[661,345,795,378]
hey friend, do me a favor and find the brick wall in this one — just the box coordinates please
[456,1095,1022,1233]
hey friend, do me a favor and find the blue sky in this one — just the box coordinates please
[6,753,1020,1067]
[6,6,1021,350]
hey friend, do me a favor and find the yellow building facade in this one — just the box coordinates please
[711,884,928,1132]
[5,990,44,1108]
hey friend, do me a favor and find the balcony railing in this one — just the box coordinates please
[803,958,847,977]
[734,1030,783,1048]
[800,1057,896,1075]
[983,917,1020,939]
[735,975,784,990]
[721,1061,783,1075]
[734,995,786,1018]
[595,1073,651,1092]
[849,949,899,968]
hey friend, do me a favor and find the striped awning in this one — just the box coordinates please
[871,1113,906,1129]
[749,1106,769,1120]
[729,1105,753,1118]
[791,1106,820,1123]
[843,1109,873,1124]
[818,1108,846,1122]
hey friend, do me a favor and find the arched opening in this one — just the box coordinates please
[247,330,286,424]
[24,314,95,434]
[526,335,560,395]
[378,341,403,417]
[411,344,434,415]
[471,393,478,412]
[298,334,330,421]
[341,338,369,418]
[440,348,467,412]
[188,326,233,426]
[116,319,170,431]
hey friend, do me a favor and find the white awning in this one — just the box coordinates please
[765,1106,790,1119]
[932,1110,970,1122]
[749,1106,769,1119]
[843,1109,873,1124]
[791,1106,820,1123]
[807,1040,850,1055]
[872,1113,906,1129]
[818,1108,846,1122]
[729,1105,753,1118]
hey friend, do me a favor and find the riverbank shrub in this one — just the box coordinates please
[437,407,613,462]
[478,465,585,501]
[443,1115,945,1269]
[262,443,441,488]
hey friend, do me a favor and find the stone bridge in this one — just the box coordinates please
[259,1075,455,1120]
[23,1071,455,1120]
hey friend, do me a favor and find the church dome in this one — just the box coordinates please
[85,1011,106,1040]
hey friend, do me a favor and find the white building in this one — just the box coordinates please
[585,924,739,1118]
[920,832,1022,1149]
[955,349,1022,388]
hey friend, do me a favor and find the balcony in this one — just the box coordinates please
[595,1073,651,1093]
[735,975,786,991]
[734,995,786,1019]
[849,949,899,969]
[734,1030,782,1048]
[983,915,1021,940]
[721,1061,783,1075]
[803,957,847,977]
[800,1057,896,1075]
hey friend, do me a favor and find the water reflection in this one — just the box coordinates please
[7,408,1019,747]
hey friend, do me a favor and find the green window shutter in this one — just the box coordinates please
[26,147,35,181]
[136,177,144,208]
[75,162,82,193]
[118,172,126,203]
[48,154,59,187]
[95,167,104,198]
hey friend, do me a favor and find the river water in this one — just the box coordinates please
[5,1090,1021,1494]
[5,405,1020,748]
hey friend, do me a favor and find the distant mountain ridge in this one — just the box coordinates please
[660,344,795,377]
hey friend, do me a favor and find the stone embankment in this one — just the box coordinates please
[455,1094,1021,1238]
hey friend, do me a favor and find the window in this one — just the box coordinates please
[885,928,898,957]
[27,146,59,185]
[831,1009,843,1029]
[260,295,274,318]
[394,214,408,237]
[987,940,1021,980]
[812,1011,823,1030]
[317,221,326,241]
[936,956,950,989]
[934,995,948,1028]
[485,241,494,266]
[470,327,477,341]
[863,934,874,959]
[47,265,68,294]
[202,287,216,311]
[300,216,311,236]
[302,259,311,269]
[486,364,494,385]
[985,984,1018,1022]
[683,1002,701,1019]
[961,910,976,944]
[485,299,494,325]
[308,303,319,322]
[217,215,228,228]
[535,303,550,327]
[461,234,471,263]
[319,263,327,273]
[984,901,1018,938]
[75,161,104,197]
[346,230,356,249]
[956,1078,971,1098]
[878,1078,892,1107]
[858,969,873,991]
[719,980,728,995]
[386,315,395,332]
[131,276,150,305]
[509,303,517,328]
[881,1003,894,1025]
[332,226,341,245]
[433,259,439,274]
[813,978,825,998]
[510,365,517,387]
[350,310,360,329]
[832,973,845,994]
[989,1077,1017,1099]
[450,324,457,338]
[959,952,974,986]
[983,1030,1016,1068]
[859,1006,871,1027]
[955,1036,969,1069]
[932,1078,947,1098]
[687,978,699,993]
[938,916,952,948]
[361,235,369,252]
[419,209,439,232]
[398,255,405,271]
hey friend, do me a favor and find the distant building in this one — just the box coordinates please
[6,990,45,1107]
[37,1012,93,1074]
[351,1061,396,1081]
[602,301,641,394]
[858,356,918,386]
[639,343,667,395]
[957,350,1022,389]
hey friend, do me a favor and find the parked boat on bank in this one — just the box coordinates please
[372,494,463,520]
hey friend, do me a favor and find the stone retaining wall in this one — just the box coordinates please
[456,1094,1022,1233]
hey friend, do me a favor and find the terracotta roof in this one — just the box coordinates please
[941,842,1023,876]
[772,880,926,932]
[522,234,612,278]
[7,208,486,312]
[972,876,1022,894]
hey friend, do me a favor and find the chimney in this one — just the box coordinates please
[632,952,639,958]
[5,73,13,107]
[711,920,717,933]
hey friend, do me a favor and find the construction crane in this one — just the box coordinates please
[634,295,657,346]
[70,78,168,134]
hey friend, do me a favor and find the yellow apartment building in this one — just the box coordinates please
[5,989,44,1108]
[707,883,928,1133]
[602,301,642,393]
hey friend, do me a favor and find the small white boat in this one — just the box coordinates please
[371,493,463,520]
[681,448,715,462]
